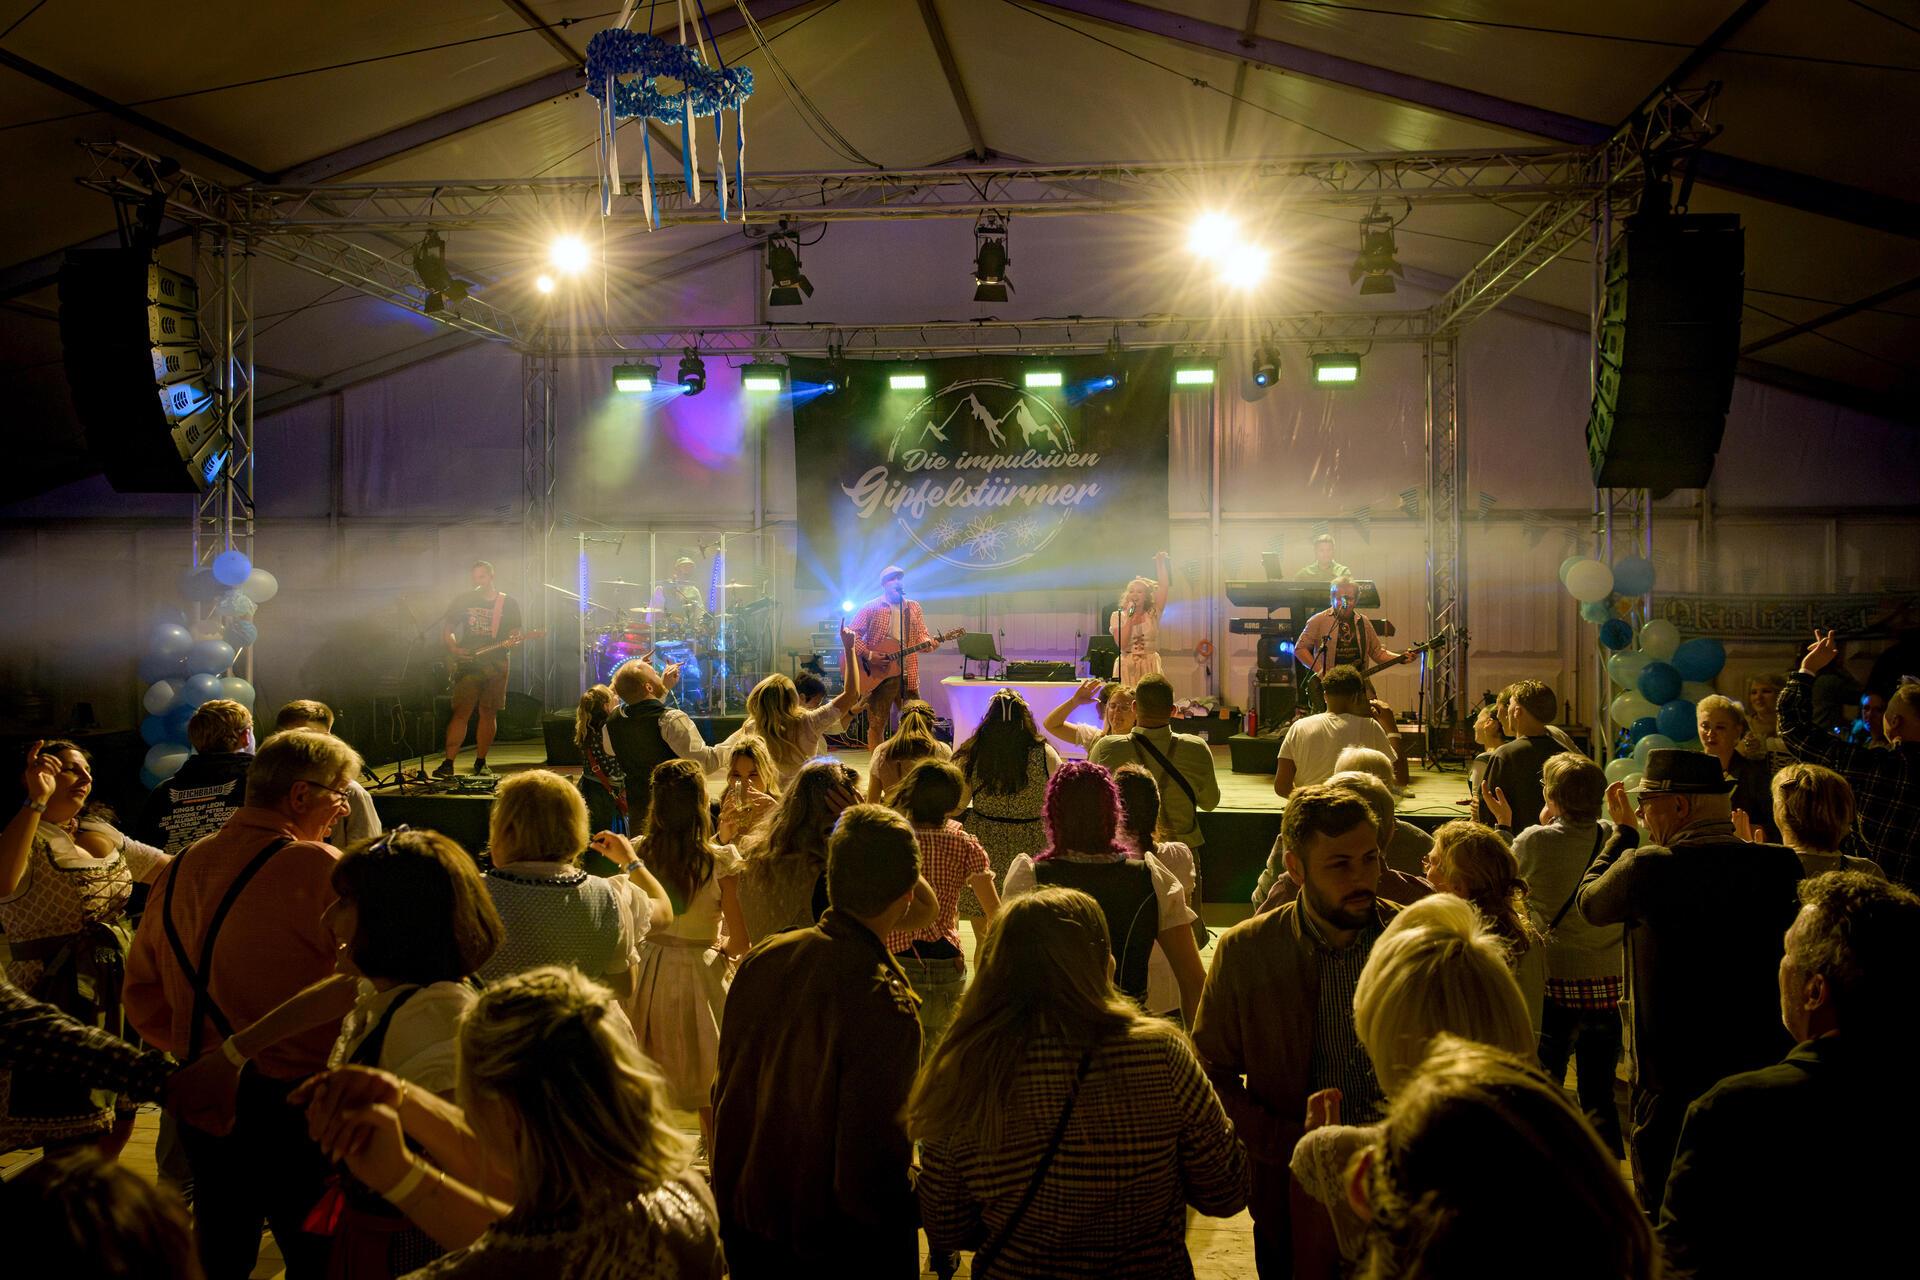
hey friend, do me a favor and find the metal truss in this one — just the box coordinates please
[234,147,1610,231]
[521,348,559,703]
[1423,336,1465,750]
[550,311,1433,359]
[194,228,255,679]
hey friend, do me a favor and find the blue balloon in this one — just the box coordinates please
[1598,618,1634,651]
[1671,637,1727,683]
[139,650,188,683]
[1637,660,1682,705]
[1657,698,1698,741]
[212,549,253,588]
[1579,599,1612,624]
[163,704,196,740]
[1628,716,1660,744]
[149,622,193,658]
[1612,555,1656,597]
[187,638,236,676]
[140,714,170,745]
[180,672,222,707]
[224,618,258,649]
[180,567,222,603]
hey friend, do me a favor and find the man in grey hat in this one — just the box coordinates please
[1577,748,1804,1209]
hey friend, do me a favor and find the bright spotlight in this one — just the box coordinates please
[612,362,658,393]
[1173,359,1216,387]
[840,599,856,613]
[1216,242,1270,289]
[550,234,590,275]
[1024,369,1062,389]
[889,372,927,391]
[1312,352,1362,386]
[742,361,787,392]
[678,349,707,396]
[1096,375,1116,389]
[534,273,556,295]
[1187,211,1238,259]
[1251,344,1280,388]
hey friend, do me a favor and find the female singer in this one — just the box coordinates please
[1110,551,1172,687]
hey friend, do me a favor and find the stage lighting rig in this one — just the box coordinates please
[1173,357,1216,387]
[973,213,1011,303]
[678,349,708,396]
[1251,344,1281,388]
[1311,351,1362,385]
[550,234,591,276]
[411,231,470,314]
[613,362,658,393]
[766,220,812,307]
[1350,200,1408,296]
[742,362,787,392]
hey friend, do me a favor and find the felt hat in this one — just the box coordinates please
[1634,749,1737,796]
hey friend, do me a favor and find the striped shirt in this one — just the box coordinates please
[885,821,988,956]
[918,1028,1248,1278]
[1301,910,1385,1125]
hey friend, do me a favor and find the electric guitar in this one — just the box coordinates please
[1301,629,1463,710]
[440,629,548,685]
[854,627,965,683]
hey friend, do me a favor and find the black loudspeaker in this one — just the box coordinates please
[1249,669,1296,734]
[58,249,227,493]
[1004,661,1075,681]
[1586,214,1744,492]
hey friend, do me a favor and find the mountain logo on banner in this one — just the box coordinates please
[840,377,1104,571]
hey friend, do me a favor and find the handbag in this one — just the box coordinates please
[970,1047,1095,1278]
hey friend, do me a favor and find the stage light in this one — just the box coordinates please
[1351,200,1407,296]
[678,349,707,396]
[612,362,658,393]
[1251,345,1280,388]
[1173,358,1216,387]
[840,599,856,612]
[1216,241,1270,289]
[411,231,470,315]
[550,234,590,275]
[889,372,927,391]
[742,361,786,392]
[1024,369,1062,389]
[766,220,812,307]
[534,273,556,295]
[1312,352,1362,385]
[973,213,1011,303]
[1187,211,1238,260]
[1096,375,1117,389]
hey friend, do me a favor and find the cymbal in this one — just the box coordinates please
[599,578,649,587]
[718,582,756,591]
[625,606,663,616]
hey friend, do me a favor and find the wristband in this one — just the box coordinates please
[382,1160,427,1205]
[619,859,643,875]
[220,1037,249,1068]
[23,800,46,814]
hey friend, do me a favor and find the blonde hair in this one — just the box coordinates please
[1695,693,1748,734]
[745,757,857,867]
[457,966,689,1224]
[1358,1036,1659,1280]
[910,888,1159,1148]
[1771,762,1855,853]
[1325,770,1396,843]
[725,734,783,800]
[879,700,942,772]
[489,769,589,866]
[1354,895,1536,1095]
[1428,821,1541,960]
[246,730,363,808]
[187,698,252,754]
[745,674,807,774]
[1117,575,1157,614]
[273,699,334,732]
[1333,747,1395,789]
[574,684,616,752]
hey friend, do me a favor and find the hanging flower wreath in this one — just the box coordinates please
[585,30,754,124]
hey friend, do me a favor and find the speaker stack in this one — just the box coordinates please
[1585,213,1745,492]
[58,249,228,493]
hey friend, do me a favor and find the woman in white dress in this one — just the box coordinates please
[1109,551,1171,687]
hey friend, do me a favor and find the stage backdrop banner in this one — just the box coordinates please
[791,350,1172,598]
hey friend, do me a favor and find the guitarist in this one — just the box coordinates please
[1296,575,1411,711]
[436,560,522,779]
[850,565,945,754]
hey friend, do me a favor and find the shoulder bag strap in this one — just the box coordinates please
[972,1047,1096,1278]
[1548,826,1608,932]
[347,985,423,1068]
[161,836,294,1061]
[1129,732,1199,810]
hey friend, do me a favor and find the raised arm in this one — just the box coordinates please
[1778,634,1863,772]
[1044,679,1103,742]
[831,625,864,714]
[0,743,59,897]
[1151,550,1172,617]
[660,709,725,774]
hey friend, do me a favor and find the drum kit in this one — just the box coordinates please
[551,577,774,712]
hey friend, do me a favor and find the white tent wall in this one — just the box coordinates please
[3,291,1916,740]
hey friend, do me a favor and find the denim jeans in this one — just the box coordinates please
[895,954,967,1057]
[1539,996,1624,1154]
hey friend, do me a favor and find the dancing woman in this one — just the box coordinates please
[1110,551,1172,687]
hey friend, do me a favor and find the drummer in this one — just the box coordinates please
[650,554,707,624]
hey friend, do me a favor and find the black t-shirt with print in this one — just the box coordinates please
[443,591,523,666]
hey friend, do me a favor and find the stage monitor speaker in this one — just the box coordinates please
[58,249,227,493]
[1249,668,1296,732]
[1005,661,1074,682]
[1585,214,1744,492]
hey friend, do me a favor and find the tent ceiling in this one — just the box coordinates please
[0,0,1913,453]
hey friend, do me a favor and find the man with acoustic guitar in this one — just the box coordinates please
[436,560,525,779]
[848,566,962,754]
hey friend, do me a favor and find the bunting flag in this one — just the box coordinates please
[1311,518,1331,541]
[1520,510,1546,548]
[1476,491,1498,521]
[1350,504,1373,544]
[1399,486,1422,520]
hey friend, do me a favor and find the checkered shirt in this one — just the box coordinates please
[1779,672,1920,887]
[885,821,989,956]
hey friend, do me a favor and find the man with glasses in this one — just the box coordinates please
[126,729,364,1280]
[1575,748,1803,1211]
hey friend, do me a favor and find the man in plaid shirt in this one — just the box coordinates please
[1779,629,1920,887]
[850,566,933,753]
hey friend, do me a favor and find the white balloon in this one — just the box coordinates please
[217,676,256,709]
[242,567,280,604]
[1640,619,1681,660]
[143,679,183,717]
[1608,650,1651,689]
[1564,559,1615,603]
[1610,691,1659,727]
[1621,772,1644,793]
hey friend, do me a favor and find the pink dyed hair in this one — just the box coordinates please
[1037,760,1131,860]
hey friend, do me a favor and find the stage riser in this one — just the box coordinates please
[368,795,1459,908]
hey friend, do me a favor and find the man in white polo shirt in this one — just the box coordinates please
[1272,664,1399,797]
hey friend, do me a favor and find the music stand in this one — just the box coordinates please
[1083,634,1120,680]
[957,632,1004,680]
[1261,551,1287,581]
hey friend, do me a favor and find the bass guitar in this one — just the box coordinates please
[854,627,965,683]
[1300,629,1463,712]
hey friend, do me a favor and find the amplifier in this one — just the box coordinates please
[1004,661,1075,681]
